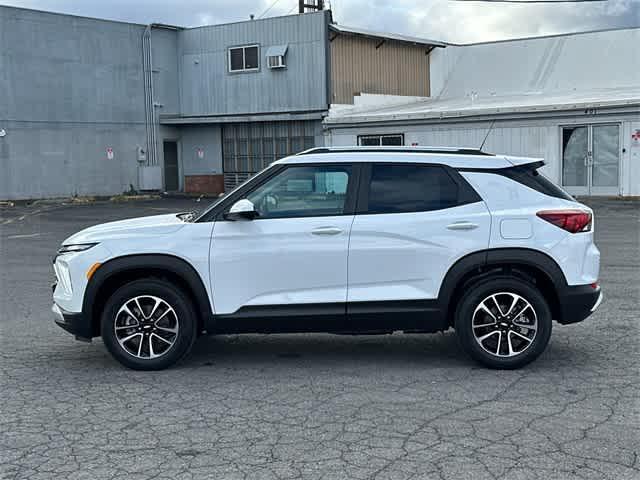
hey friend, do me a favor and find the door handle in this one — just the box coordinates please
[311,227,343,236]
[585,152,593,167]
[447,221,479,231]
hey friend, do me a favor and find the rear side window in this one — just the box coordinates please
[502,164,574,201]
[366,164,462,214]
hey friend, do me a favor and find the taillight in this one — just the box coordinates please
[536,210,592,233]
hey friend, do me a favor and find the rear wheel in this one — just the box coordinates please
[454,277,552,369]
[101,278,197,370]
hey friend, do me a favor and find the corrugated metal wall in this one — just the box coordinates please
[328,120,558,176]
[330,35,430,104]
[0,6,148,200]
[179,12,329,116]
[326,112,640,196]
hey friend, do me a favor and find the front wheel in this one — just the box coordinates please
[454,277,552,369]
[101,278,197,370]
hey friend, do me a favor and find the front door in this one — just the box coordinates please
[561,124,621,196]
[163,141,179,192]
[210,164,356,316]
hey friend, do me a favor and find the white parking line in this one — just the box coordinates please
[7,233,43,239]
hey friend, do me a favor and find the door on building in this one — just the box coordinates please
[163,141,179,192]
[561,124,621,196]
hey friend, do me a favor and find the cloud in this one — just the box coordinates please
[332,0,640,42]
[1,0,638,42]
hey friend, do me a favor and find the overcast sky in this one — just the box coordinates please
[2,0,639,43]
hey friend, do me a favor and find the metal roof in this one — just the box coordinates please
[325,88,640,125]
[329,23,447,48]
[431,27,640,100]
[442,26,640,48]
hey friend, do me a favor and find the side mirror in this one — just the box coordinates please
[225,198,258,221]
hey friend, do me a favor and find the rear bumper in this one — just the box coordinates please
[557,284,603,325]
[52,304,92,342]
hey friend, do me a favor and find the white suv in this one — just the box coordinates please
[52,147,602,370]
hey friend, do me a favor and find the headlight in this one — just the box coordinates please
[57,243,98,255]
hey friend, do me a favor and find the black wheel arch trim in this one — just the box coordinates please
[437,247,569,321]
[82,254,213,337]
[484,248,568,289]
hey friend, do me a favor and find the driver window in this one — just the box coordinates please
[246,165,351,219]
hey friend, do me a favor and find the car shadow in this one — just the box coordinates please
[180,331,470,369]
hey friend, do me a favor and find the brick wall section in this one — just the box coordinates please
[184,175,225,194]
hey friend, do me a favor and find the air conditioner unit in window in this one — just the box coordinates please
[267,55,286,69]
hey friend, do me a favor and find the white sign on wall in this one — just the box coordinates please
[106,147,114,160]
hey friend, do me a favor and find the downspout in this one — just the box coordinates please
[142,25,150,172]
[141,26,149,189]
[324,10,333,147]
[142,25,157,169]
[142,23,180,189]
[149,26,159,168]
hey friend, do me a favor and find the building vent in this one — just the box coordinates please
[266,44,288,69]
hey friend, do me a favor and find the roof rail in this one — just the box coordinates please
[297,146,494,156]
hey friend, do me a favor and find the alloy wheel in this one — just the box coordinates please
[471,292,538,358]
[114,295,179,359]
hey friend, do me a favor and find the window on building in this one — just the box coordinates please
[358,134,404,146]
[246,165,352,219]
[228,45,259,72]
[366,164,459,214]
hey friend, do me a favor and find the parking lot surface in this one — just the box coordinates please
[1,197,638,480]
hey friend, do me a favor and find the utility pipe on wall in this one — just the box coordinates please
[142,25,157,168]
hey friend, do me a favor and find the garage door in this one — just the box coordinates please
[222,121,318,191]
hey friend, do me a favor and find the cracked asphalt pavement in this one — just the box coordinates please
[1,198,638,479]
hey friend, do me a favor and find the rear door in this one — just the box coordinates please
[347,162,491,306]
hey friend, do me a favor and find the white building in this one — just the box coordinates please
[324,28,640,197]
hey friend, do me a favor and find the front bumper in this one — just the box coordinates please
[52,304,92,342]
[557,284,603,325]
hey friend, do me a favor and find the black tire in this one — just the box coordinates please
[101,278,198,370]
[454,276,552,369]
